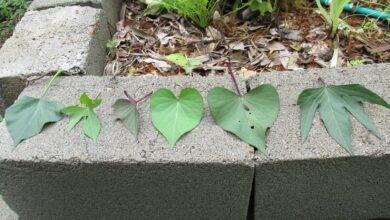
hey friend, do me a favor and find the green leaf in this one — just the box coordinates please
[5,96,64,146]
[150,88,204,148]
[208,85,280,155]
[298,84,389,154]
[62,92,102,142]
[165,53,202,74]
[113,99,140,137]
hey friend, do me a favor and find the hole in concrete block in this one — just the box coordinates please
[0,77,25,117]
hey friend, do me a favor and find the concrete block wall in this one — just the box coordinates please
[0,0,389,218]
[0,0,122,116]
[248,64,390,219]
[0,76,254,219]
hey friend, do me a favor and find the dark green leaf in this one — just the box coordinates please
[298,84,389,154]
[150,88,203,148]
[5,96,64,146]
[113,99,140,137]
[208,85,280,155]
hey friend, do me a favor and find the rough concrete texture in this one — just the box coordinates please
[249,63,390,219]
[0,75,254,219]
[28,0,123,30]
[0,6,110,78]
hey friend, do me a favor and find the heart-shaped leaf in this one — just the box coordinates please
[62,92,102,142]
[150,88,204,148]
[208,85,280,155]
[5,96,64,146]
[113,99,140,137]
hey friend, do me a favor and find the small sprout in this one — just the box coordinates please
[106,39,118,49]
[165,53,202,74]
[349,59,364,67]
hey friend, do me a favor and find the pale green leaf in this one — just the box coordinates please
[208,85,280,155]
[113,99,140,137]
[165,53,202,74]
[298,84,389,155]
[62,93,102,142]
[5,96,64,146]
[61,106,85,131]
[83,110,101,142]
[150,88,203,148]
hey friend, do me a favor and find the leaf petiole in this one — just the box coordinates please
[41,70,62,98]
[124,90,153,106]
[223,61,242,97]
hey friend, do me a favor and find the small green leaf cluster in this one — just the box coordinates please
[139,0,220,28]
[231,0,275,16]
[3,69,389,156]
[165,53,202,74]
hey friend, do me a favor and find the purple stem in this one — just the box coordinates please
[223,61,242,97]
[124,90,153,106]
[136,91,153,104]
[124,90,137,106]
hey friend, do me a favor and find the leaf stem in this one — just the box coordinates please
[124,90,137,106]
[41,70,62,98]
[224,61,242,97]
[136,92,153,105]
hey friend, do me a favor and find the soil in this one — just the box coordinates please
[104,0,390,77]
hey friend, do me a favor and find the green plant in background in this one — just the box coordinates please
[208,63,279,155]
[165,53,202,74]
[231,0,275,16]
[316,0,351,39]
[106,39,118,49]
[298,84,390,155]
[113,91,153,138]
[349,59,364,66]
[5,70,64,147]
[0,0,31,43]
[140,0,220,28]
[62,92,102,142]
[362,20,378,31]
[150,88,204,148]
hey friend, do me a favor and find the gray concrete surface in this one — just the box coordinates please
[0,6,109,78]
[0,75,254,219]
[0,6,110,117]
[249,63,390,219]
[29,0,123,31]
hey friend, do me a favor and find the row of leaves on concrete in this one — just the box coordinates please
[4,68,390,155]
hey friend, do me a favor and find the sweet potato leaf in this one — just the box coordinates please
[4,70,64,147]
[113,99,140,137]
[208,85,280,155]
[298,84,390,154]
[5,96,64,146]
[62,92,102,142]
[150,88,203,148]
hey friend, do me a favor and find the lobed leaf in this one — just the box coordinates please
[5,96,64,146]
[62,92,102,142]
[298,84,389,154]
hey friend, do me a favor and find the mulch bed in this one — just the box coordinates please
[104,0,390,77]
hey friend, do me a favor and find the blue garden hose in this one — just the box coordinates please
[320,0,390,20]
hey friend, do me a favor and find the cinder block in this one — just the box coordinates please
[248,63,390,219]
[0,75,254,219]
[0,6,110,116]
[29,0,123,30]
